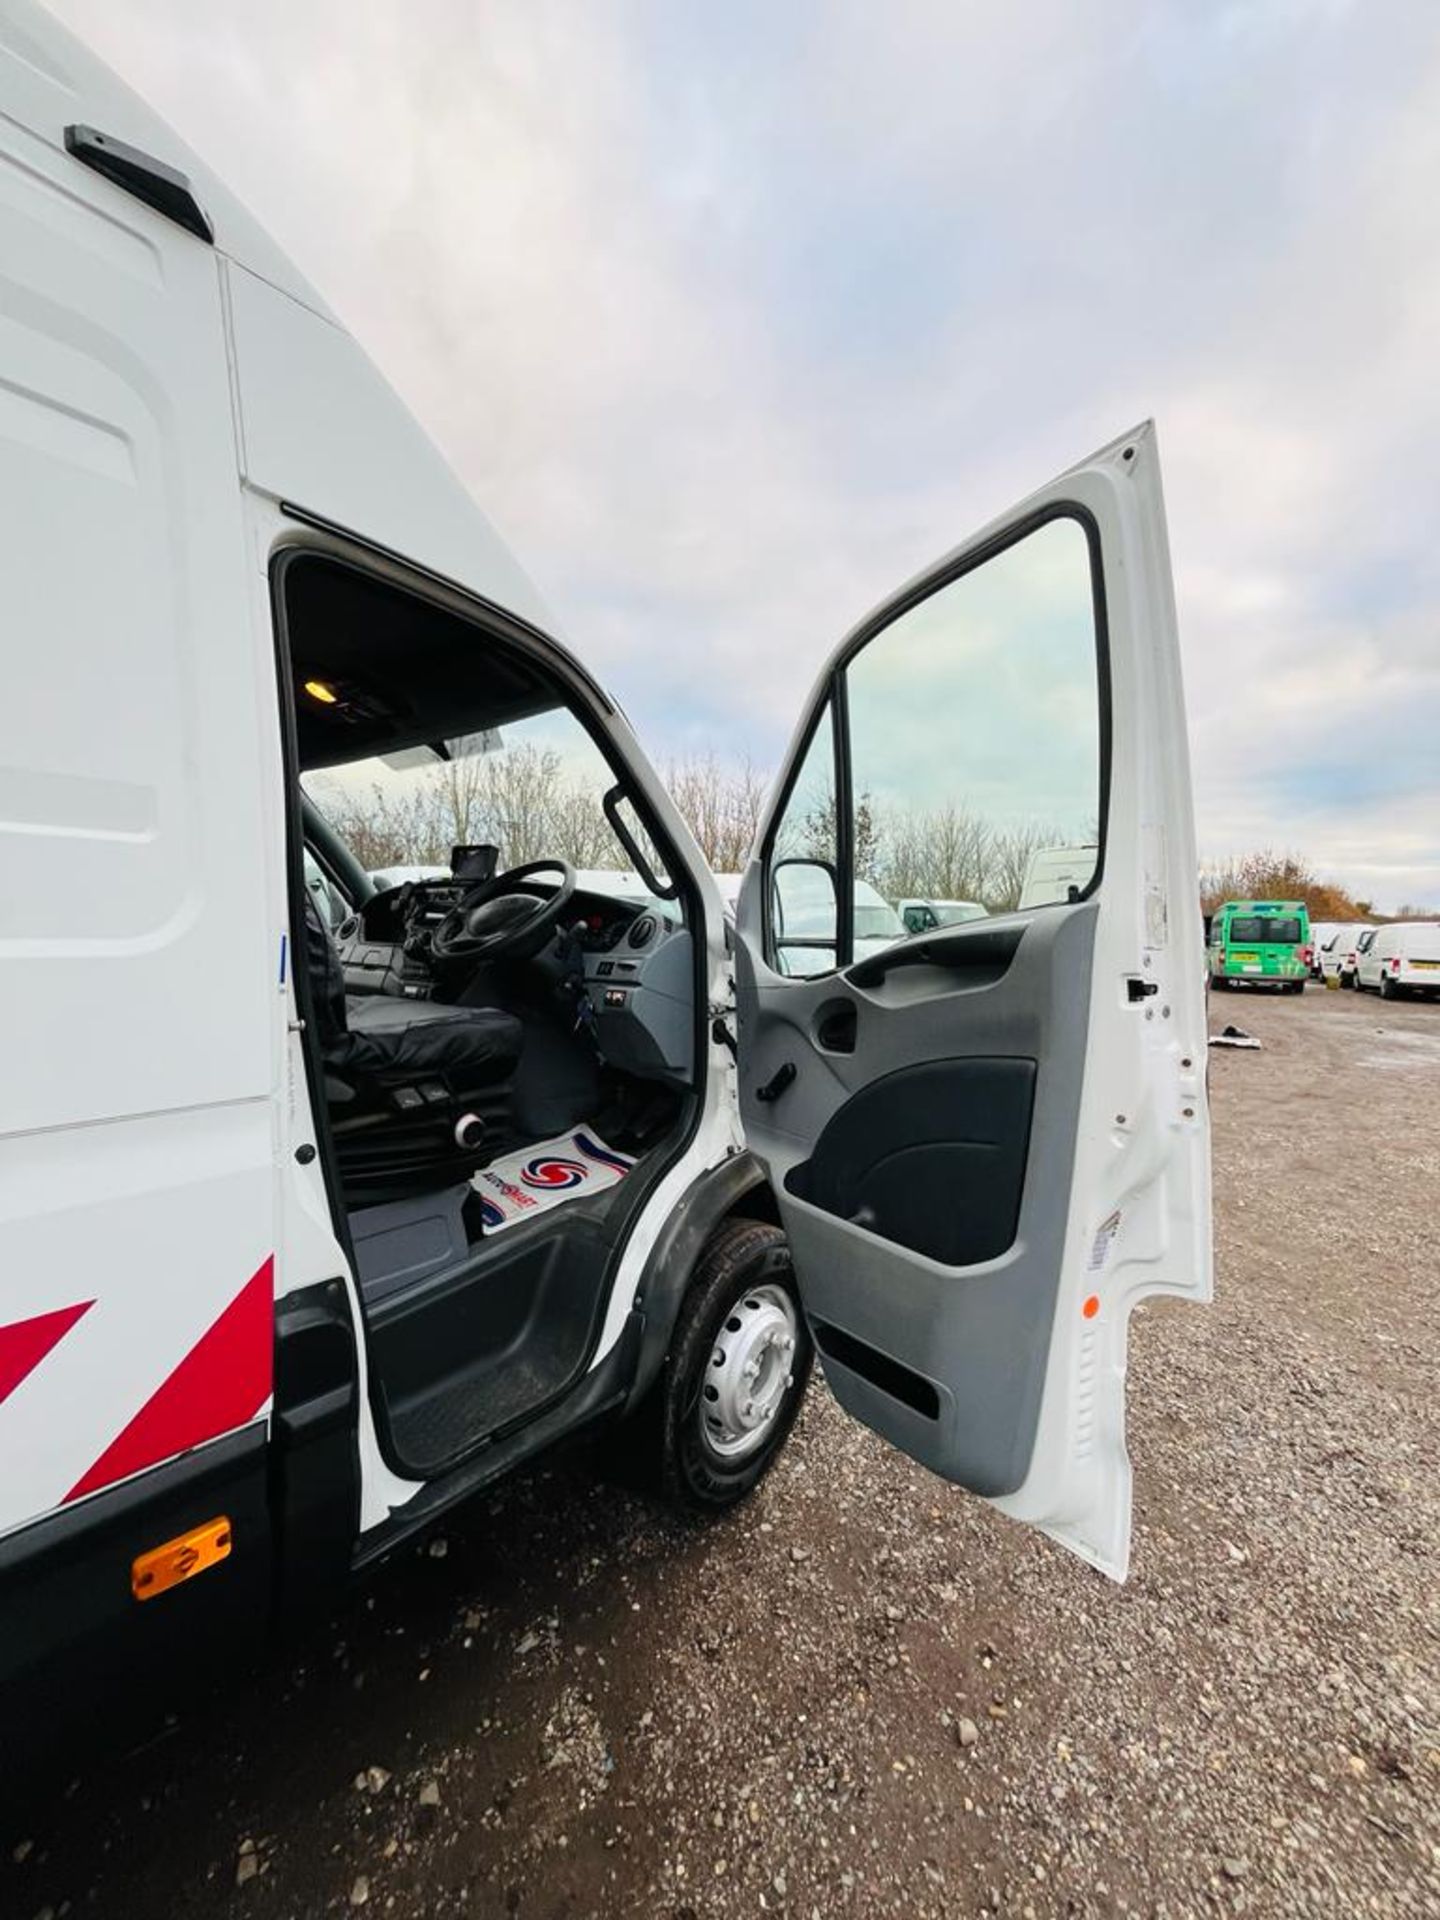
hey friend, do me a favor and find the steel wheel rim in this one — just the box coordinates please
[699,1282,799,1461]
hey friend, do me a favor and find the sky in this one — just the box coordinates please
[47,0,1440,910]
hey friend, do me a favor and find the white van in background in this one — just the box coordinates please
[1344,928,1378,987]
[1306,920,1344,978]
[1018,844,1101,910]
[1318,924,1371,985]
[1355,923,1440,999]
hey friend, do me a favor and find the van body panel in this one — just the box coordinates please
[0,131,272,1134]
[0,1110,273,1536]
[225,260,554,637]
[0,57,277,1541]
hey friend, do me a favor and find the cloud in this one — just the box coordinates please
[45,0,1440,907]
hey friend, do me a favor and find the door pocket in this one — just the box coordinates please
[784,1057,1036,1265]
[812,998,858,1054]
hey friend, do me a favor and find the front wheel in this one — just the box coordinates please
[653,1218,814,1514]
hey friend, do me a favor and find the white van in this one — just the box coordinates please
[0,2,1209,1731]
[1340,927,1377,987]
[1306,920,1343,978]
[1318,923,1371,984]
[1356,922,1440,999]
[1018,844,1102,910]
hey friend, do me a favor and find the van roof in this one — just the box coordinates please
[1217,900,1306,913]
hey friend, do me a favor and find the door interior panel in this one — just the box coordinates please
[786,1056,1035,1266]
[736,902,1098,1495]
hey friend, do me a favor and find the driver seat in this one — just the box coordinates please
[304,900,524,1205]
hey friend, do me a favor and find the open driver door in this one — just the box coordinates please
[733,423,1211,1580]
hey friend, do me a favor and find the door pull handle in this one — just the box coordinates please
[755,1062,797,1104]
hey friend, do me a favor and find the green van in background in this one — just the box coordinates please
[1207,899,1310,992]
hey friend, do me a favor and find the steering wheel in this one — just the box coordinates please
[430,858,578,965]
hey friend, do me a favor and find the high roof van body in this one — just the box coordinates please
[0,0,1210,1737]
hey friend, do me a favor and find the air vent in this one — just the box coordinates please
[628,913,657,950]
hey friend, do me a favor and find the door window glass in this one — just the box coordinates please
[842,515,1103,950]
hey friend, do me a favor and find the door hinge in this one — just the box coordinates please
[1125,978,1159,1003]
[710,1014,738,1058]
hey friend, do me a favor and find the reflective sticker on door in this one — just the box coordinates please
[1087,1210,1122,1274]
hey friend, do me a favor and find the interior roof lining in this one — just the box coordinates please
[284,551,566,772]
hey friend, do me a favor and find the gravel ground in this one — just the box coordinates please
[5,986,1438,1919]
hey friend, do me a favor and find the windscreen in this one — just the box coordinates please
[302,706,666,896]
[1228,916,1302,945]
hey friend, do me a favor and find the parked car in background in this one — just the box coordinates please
[1207,899,1310,992]
[898,897,988,933]
[1355,922,1440,999]
[1318,924,1372,985]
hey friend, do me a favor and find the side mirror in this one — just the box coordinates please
[771,857,839,978]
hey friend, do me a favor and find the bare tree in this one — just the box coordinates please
[876,802,993,903]
[987,822,1066,912]
[1199,849,1372,922]
[664,753,769,872]
[309,743,626,874]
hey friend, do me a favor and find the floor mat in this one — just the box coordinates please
[471,1127,635,1233]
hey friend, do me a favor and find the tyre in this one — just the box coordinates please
[1380,974,1399,1000]
[642,1218,814,1514]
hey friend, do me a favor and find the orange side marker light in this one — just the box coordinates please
[1081,1295,1100,1320]
[132,1517,232,1602]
